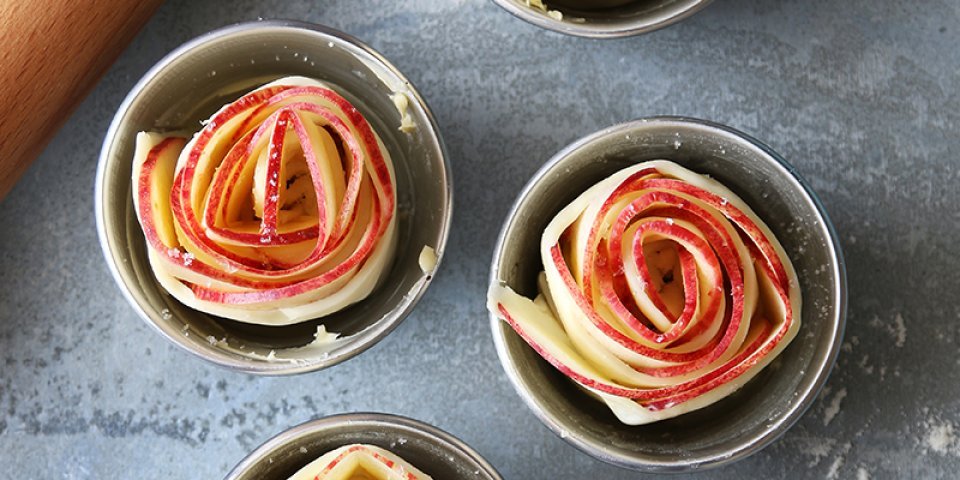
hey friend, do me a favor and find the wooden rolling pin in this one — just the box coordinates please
[0,0,164,201]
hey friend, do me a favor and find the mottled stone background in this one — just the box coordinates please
[1,0,958,478]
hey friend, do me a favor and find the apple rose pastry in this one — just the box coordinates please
[489,160,801,425]
[288,444,431,480]
[132,77,396,326]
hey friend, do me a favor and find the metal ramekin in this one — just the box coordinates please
[491,0,713,38]
[489,117,847,471]
[225,413,503,480]
[95,21,452,374]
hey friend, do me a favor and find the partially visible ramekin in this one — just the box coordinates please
[491,0,713,38]
[225,413,502,480]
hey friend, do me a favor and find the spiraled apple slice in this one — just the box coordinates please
[288,444,431,480]
[132,77,396,325]
[488,160,801,425]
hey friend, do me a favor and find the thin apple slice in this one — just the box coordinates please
[133,133,188,249]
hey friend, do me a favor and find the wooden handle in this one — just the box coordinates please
[0,0,164,200]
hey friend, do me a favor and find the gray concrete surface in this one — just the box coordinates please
[1,0,958,478]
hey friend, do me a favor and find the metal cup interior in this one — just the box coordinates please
[225,413,503,480]
[491,0,713,38]
[489,117,846,471]
[95,21,451,374]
